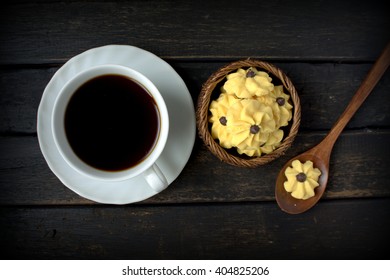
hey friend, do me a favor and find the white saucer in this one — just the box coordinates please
[37,45,196,204]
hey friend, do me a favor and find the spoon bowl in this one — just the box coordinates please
[275,42,390,214]
[275,145,329,214]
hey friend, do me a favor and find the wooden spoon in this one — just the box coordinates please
[275,42,390,214]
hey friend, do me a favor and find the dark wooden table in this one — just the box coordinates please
[1,0,389,260]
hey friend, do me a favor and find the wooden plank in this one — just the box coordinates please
[1,198,389,259]
[0,0,389,64]
[0,67,56,134]
[0,62,389,134]
[0,130,389,205]
[178,61,390,131]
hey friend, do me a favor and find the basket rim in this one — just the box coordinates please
[196,59,301,167]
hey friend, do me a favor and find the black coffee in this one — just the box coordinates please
[64,74,160,171]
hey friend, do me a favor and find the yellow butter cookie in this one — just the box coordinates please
[284,159,322,200]
[227,99,275,151]
[209,93,238,148]
[222,67,274,98]
[270,85,293,128]
[237,129,283,156]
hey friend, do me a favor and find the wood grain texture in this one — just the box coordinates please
[1,130,389,206]
[0,0,389,261]
[0,0,389,64]
[1,199,389,259]
[1,62,389,134]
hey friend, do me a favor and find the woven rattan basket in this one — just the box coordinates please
[196,59,301,167]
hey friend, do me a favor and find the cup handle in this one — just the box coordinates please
[143,163,168,193]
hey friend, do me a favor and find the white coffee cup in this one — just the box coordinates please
[51,64,169,193]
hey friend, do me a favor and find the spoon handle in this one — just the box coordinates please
[323,42,390,147]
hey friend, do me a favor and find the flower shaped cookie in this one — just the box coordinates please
[284,160,322,200]
[237,129,284,156]
[227,99,275,152]
[270,85,293,128]
[209,93,238,148]
[222,67,274,98]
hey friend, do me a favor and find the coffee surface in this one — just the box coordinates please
[64,74,160,171]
